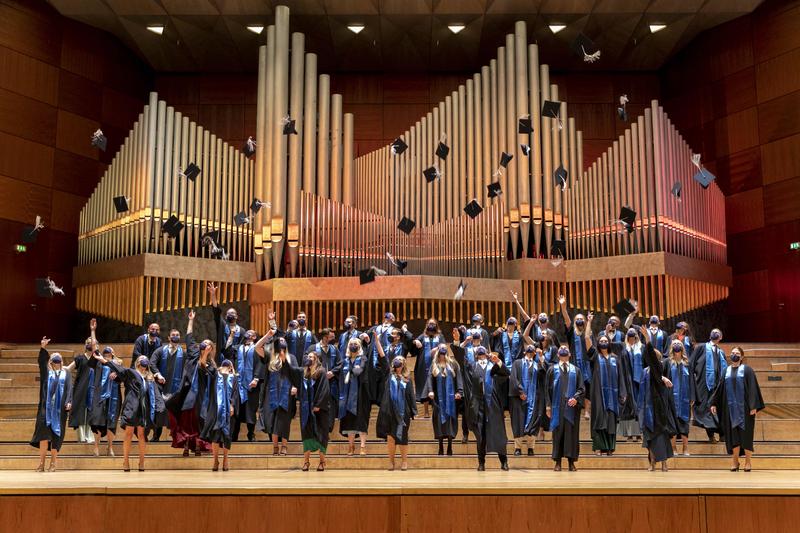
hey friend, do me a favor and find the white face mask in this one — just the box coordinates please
[478,359,488,368]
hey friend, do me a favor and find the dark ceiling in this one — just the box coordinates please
[46,0,764,73]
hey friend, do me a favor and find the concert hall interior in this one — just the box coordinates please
[1,0,800,532]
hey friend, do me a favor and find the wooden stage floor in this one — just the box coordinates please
[2,468,799,495]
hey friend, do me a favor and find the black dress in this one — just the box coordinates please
[87,358,122,437]
[422,364,464,440]
[285,365,331,450]
[546,362,586,461]
[68,353,93,429]
[213,305,245,365]
[509,356,547,439]
[637,342,678,462]
[258,354,298,440]
[105,361,165,430]
[30,349,73,451]
[199,366,240,450]
[376,359,417,445]
[711,365,765,455]
[164,333,210,451]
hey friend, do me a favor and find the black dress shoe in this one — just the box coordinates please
[501,462,509,471]
[247,433,255,442]
[527,448,534,456]
[477,464,485,471]
[514,449,522,456]
[461,435,468,444]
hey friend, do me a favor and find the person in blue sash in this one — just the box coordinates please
[422,344,463,456]
[131,322,162,368]
[312,328,342,433]
[283,352,331,471]
[491,316,527,370]
[360,312,398,407]
[509,344,547,456]
[711,347,764,471]
[99,353,164,472]
[452,326,475,444]
[546,345,586,471]
[231,328,271,442]
[376,355,417,471]
[339,337,371,456]
[338,315,361,355]
[464,313,492,350]
[165,311,212,457]
[458,346,510,471]
[259,337,297,456]
[149,328,185,442]
[584,315,628,456]
[199,356,239,472]
[208,282,245,365]
[665,340,693,456]
[70,319,99,446]
[636,326,678,472]
[647,315,668,355]
[413,319,445,418]
[88,346,123,457]
[667,321,694,355]
[689,328,727,442]
[286,310,317,362]
[31,337,73,472]
[618,328,643,441]
[558,295,593,420]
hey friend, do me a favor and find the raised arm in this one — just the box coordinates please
[373,330,386,359]
[522,317,535,346]
[624,300,638,329]
[89,317,98,346]
[511,290,531,322]
[584,312,594,349]
[558,295,571,330]
[208,282,219,308]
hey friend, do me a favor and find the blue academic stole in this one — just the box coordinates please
[339,356,362,418]
[389,375,407,440]
[627,345,643,384]
[639,370,654,431]
[465,345,478,365]
[268,368,290,411]
[100,365,119,424]
[45,370,67,436]
[598,356,619,415]
[501,331,520,367]
[215,373,234,436]
[572,331,591,381]
[704,342,727,392]
[725,365,747,430]
[482,362,494,406]
[549,363,576,432]
[236,344,256,403]
[671,361,690,422]
[422,335,440,375]
[521,359,538,427]
[372,324,392,366]
[436,368,456,424]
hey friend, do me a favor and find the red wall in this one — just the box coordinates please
[0,0,150,342]
[661,0,800,341]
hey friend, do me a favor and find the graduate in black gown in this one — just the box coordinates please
[558,295,593,421]
[492,316,529,414]
[455,326,488,443]
[412,318,445,418]
[509,344,547,456]
[338,315,361,355]
[149,328,185,442]
[30,337,73,472]
[286,310,317,362]
[69,319,99,445]
[422,344,463,456]
[465,313,492,351]
[310,328,341,433]
[618,328,643,441]
[131,322,162,368]
[689,328,728,442]
[100,353,165,472]
[665,340,693,456]
[546,346,586,471]
[711,346,765,471]
[199,356,239,472]
[646,315,669,355]
[284,351,331,471]
[233,328,270,442]
[457,345,510,471]
[88,346,123,457]
[376,355,417,471]
[338,336,371,455]
[667,321,694,356]
[259,337,297,455]
[636,326,678,472]
[208,282,245,365]
[361,312,397,408]
[164,311,212,456]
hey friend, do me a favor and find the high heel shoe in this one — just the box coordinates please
[47,463,57,473]
[360,446,367,456]
[108,447,115,457]
[302,461,310,472]
[744,465,752,472]
[730,465,740,472]
[35,463,45,472]
[222,462,229,472]
[272,445,280,456]
[279,445,288,456]
[317,461,326,471]
[138,463,145,472]
[123,461,130,472]
[212,460,220,472]
[400,461,408,471]
[347,444,354,457]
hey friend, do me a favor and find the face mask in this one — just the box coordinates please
[85,343,93,351]
[672,346,683,354]
[297,318,306,327]
[426,324,437,332]
[730,354,741,363]
[170,336,180,343]
[349,344,359,353]
[507,321,517,328]
[302,356,313,367]
[478,359,488,367]
[598,341,609,350]
[538,316,547,324]
[575,319,585,327]
[149,331,158,337]
[199,342,208,351]
[557,348,569,357]
[345,322,354,330]
[226,315,236,324]
[438,346,448,355]
[626,333,636,339]
[607,323,615,330]
[524,347,535,355]
[710,331,721,341]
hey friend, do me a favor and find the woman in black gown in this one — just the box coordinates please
[199,356,239,472]
[259,337,297,455]
[376,355,417,471]
[711,346,765,471]
[69,319,99,446]
[422,344,463,456]
[338,337,371,456]
[88,346,123,457]
[283,351,331,471]
[30,337,73,472]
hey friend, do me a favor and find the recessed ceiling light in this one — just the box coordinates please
[649,24,667,33]
[247,25,264,35]
[347,24,364,34]
[448,24,466,34]
[549,24,566,34]
[146,24,164,35]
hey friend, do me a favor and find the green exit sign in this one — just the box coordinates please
[14,244,26,253]
[791,242,800,251]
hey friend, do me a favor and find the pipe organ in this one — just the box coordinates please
[74,7,729,333]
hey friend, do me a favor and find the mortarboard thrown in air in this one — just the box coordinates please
[618,94,629,122]
[179,163,201,182]
[551,239,566,267]
[234,211,251,226]
[202,230,228,260]
[499,151,513,168]
[113,196,130,214]
[572,32,601,63]
[454,279,467,301]
[243,136,256,157]
[436,133,449,160]
[397,216,416,235]
[617,206,636,234]
[518,116,533,135]
[161,215,184,238]
[487,181,502,199]
[464,199,483,219]
[671,181,682,200]
[359,266,387,285]
[520,144,531,156]
[282,116,298,135]
[36,277,65,298]
[613,298,636,318]
[386,251,408,274]
[542,100,563,129]
[250,198,270,213]
[91,129,107,152]
[21,215,44,244]
[390,137,408,156]
[554,165,568,191]
[423,165,442,183]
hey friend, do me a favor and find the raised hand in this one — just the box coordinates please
[413,339,422,349]
[267,309,276,321]
[428,391,435,400]
[41,337,50,349]
[587,312,594,324]
[90,318,97,331]
[452,328,460,343]
[490,353,500,365]
[455,392,462,401]
[290,386,297,396]
[207,282,217,294]
[188,309,196,320]
[631,300,639,313]
[510,290,519,302]
[558,294,566,306]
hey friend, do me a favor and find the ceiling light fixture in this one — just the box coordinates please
[146,24,165,35]
[247,25,264,35]
[347,24,365,34]
[448,24,466,34]
[649,24,667,33]
[549,24,566,34]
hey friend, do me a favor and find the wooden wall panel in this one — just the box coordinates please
[0,131,54,187]
[757,90,800,143]
[0,87,58,144]
[753,3,800,62]
[763,176,800,226]
[59,20,106,83]
[382,75,430,103]
[49,189,85,233]
[715,146,762,195]
[0,174,52,224]
[58,70,103,121]
[0,1,61,65]
[730,269,771,314]
[756,46,800,102]
[760,133,800,185]
[0,45,58,105]
[706,495,800,533]
[55,109,100,159]
[713,107,759,157]
[343,103,383,140]
[711,67,757,119]
[725,188,764,234]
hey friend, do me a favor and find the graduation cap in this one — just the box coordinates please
[617,206,636,234]
[464,199,483,219]
[113,196,130,214]
[572,32,601,63]
[397,216,416,235]
[20,215,44,244]
[234,211,251,226]
[518,116,533,135]
[617,94,629,122]
[390,137,408,156]
[542,100,563,129]
[551,239,566,266]
[250,198,269,213]
[242,136,256,158]
[161,215,184,238]
[423,165,442,183]
[520,144,531,156]
[454,279,467,301]
[487,181,502,199]
[201,230,220,247]
[693,169,715,189]
[613,298,636,318]
[282,116,298,135]
[671,181,682,200]
[180,163,201,182]
[386,251,408,274]
[91,129,107,152]
[554,165,568,191]
[359,268,376,285]
[435,141,449,160]
[499,152,513,168]
[35,277,64,298]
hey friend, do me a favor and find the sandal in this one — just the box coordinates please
[123,461,130,472]
[347,444,354,457]
[35,463,45,472]
[183,448,190,457]
[279,445,288,456]
[360,446,367,456]
[272,445,280,456]
[317,461,326,472]
[400,462,408,471]
[47,463,57,473]
[302,461,310,472]
[661,462,669,472]
[212,460,219,472]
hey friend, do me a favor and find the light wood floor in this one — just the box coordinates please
[1,468,799,495]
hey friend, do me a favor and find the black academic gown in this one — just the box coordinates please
[212,305,245,365]
[411,332,445,402]
[286,365,331,449]
[711,365,765,455]
[376,359,418,446]
[258,353,298,440]
[546,363,586,461]
[338,353,372,435]
[199,366,240,450]
[451,344,474,435]
[165,333,205,420]
[313,342,342,432]
[464,359,510,455]
[422,365,464,440]
[68,353,93,428]
[363,324,410,406]
[638,342,678,462]
[667,333,694,355]
[132,334,162,368]
[287,328,317,362]
[149,344,185,429]
[464,326,491,350]
[30,349,73,451]
[617,347,639,422]
[493,330,524,411]
[564,325,592,391]
[338,328,361,355]
[586,347,628,439]
[88,357,122,436]
[509,356,547,438]
[689,342,726,434]
[235,342,266,426]
[105,360,165,430]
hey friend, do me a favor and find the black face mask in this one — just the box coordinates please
[298,318,306,327]
[710,331,721,341]
[170,336,180,343]
[598,342,609,350]
[345,323,354,330]
[349,344,359,353]
[538,317,547,324]
[85,343,93,351]
[575,319,585,327]
[730,354,741,363]
[226,315,236,324]
[426,324,437,332]
[148,331,158,337]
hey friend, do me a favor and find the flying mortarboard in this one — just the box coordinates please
[499,151,513,168]
[113,196,130,213]
[671,181,682,200]
[693,169,715,189]
[454,279,467,301]
[423,165,442,183]
[518,116,533,135]
[613,298,636,318]
[390,137,408,156]
[487,181,502,199]
[91,129,107,152]
[161,215,184,238]
[397,216,416,235]
[617,206,636,233]
[250,198,268,213]
[180,163,201,182]
[358,267,384,285]
[386,251,408,274]
[282,116,298,135]
[551,239,566,260]
[520,144,531,156]
[572,32,601,63]
[554,165,568,191]
[234,211,251,226]
[464,199,483,219]
[542,100,563,129]
[436,133,449,160]
[242,137,256,157]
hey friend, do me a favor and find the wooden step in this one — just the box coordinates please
[0,388,38,404]
[773,362,800,371]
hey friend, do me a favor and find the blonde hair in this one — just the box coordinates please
[431,345,459,376]
[47,353,64,372]
[391,356,410,380]
[303,352,321,379]
[346,338,363,361]
[135,355,155,381]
